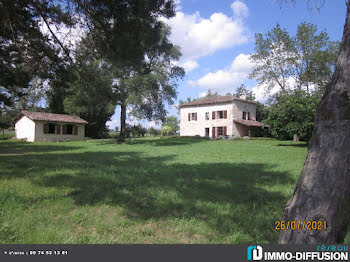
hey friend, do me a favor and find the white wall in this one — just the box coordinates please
[15,116,35,142]
[232,101,257,136]
[34,121,85,142]
[180,100,257,137]
[180,103,234,137]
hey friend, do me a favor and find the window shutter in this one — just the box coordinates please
[74,125,78,135]
[224,110,227,119]
[188,113,191,121]
[56,124,61,134]
[223,126,227,136]
[62,125,67,134]
[247,112,250,120]
[44,123,49,134]
[212,111,216,120]
[194,113,197,121]
[212,127,216,138]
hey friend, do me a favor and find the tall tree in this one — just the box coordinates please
[62,38,117,138]
[250,22,339,94]
[0,0,72,113]
[279,1,350,244]
[116,24,184,141]
[232,84,256,102]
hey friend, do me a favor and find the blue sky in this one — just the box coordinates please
[106,0,347,130]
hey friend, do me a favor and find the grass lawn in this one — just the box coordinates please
[0,137,308,244]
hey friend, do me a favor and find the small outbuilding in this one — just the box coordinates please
[14,111,88,142]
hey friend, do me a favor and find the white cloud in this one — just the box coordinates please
[231,1,249,18]
[180,60,199,72]
[163,3,249,70]
[106,118,120,130]
[191,53,253,91]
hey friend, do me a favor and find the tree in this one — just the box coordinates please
[250,22,339,94]
[279,1,350,244]
[0,0,71,113]
[148,127,161,136]
[62,41,117,138]
[232,84,256,102]
[162,115,179,135]
[256,102,269,122]
[265,89,319,142]
[116,23,184,141]
[250,24,295,92]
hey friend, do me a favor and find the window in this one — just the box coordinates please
[205,112,209,120]
[66,124,73,135]
[247,112,251,120]
[242,111,247,120]
[191,113,197,121]
[44,123,57,134]
[217,111,224,119]
[48,124,56,134]
[188,112,197,121]
[217,127,223,136]
[62,125,78,135]
[205,128,210,137]
[216,110,227,119]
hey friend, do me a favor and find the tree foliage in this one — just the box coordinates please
[161,115,179,135]
[250,22,339,94]
[0,0,71,112]
[232,84,256,102]
[265,89,320,141]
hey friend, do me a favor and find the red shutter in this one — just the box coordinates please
[74,125,78,135]
[223,126,227,136]
[188,113,191,121]
[212,111,216,120]
[212,127,216,138]
[224,110,227,119]
[56,124,61,134]
[44,123,49,134]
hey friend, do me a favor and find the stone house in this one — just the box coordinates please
[14,111,88,142]
[179,95,265,138]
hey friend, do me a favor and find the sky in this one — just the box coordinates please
[106,0,347,130]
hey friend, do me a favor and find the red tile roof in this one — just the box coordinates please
[233,119,268,127]
[15,111,88,124]
[179,95,257,108]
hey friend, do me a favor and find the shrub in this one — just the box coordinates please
[161,125,173,136]
[148,127,161,136]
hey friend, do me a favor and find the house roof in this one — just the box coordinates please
[179,95,257,108]
[233,119,268,127]
[15,111,88,124]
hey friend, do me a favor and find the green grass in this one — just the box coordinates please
[0,137,308,244]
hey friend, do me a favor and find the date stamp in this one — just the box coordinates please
[275,220,327,231]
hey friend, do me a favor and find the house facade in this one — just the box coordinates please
[14,111,88,142]
[179,96,265,138]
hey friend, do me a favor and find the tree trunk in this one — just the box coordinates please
[119,103,127,142]
[279,1,350,244]
[293,134,299,142]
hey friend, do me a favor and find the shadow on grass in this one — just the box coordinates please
[277,143,307,148]
[123,136,208,146]
[0,141,294,243]
[0,140,82,155]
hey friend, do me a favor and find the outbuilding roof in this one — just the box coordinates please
[179,95,257,108]
[15,111,88,124]
[233,119,268,127]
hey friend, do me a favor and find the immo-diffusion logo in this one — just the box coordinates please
[247,246,263,261]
